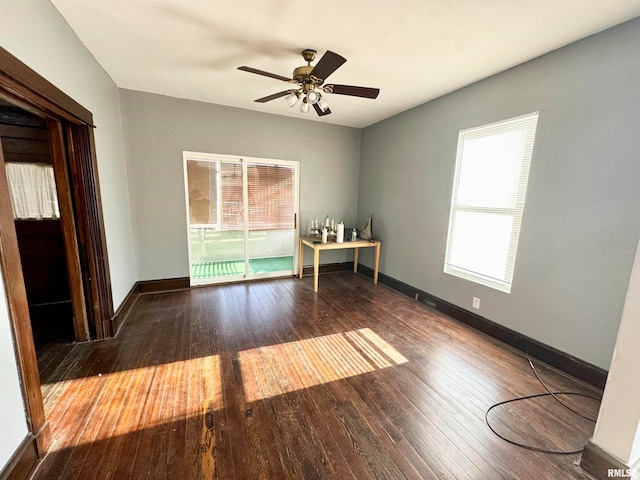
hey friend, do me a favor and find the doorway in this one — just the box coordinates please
[184,152,299,285]
[0,100,85,349]
[0,45,115,459]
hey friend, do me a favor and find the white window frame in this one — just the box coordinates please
[182,151,300,286]
[444,112,538,293]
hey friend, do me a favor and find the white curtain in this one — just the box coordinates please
[5,162,60,220]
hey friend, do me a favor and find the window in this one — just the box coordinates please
[5,162,60,220]
[444,112,538,293]
[185,159,295,231]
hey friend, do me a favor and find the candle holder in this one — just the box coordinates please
[309,217,338,237]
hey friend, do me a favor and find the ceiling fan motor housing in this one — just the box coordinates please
[293,65,314,83]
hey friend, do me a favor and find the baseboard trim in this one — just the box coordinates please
[580,441,634,480]
[302,262,353,277]
[357,264,608,390]
[0,434,38,480]
[111,277,191,335]
[111,283,140,334]
[138,277,190,294]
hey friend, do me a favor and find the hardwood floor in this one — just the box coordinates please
[34,273,601,479]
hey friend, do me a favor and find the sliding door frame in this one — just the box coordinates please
[183,151,300,286]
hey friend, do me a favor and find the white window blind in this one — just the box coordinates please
[246,163,294,230]
[444,112,538,293]
[220,161,244,230]
[5,162,60,220]
[186,159,294,231]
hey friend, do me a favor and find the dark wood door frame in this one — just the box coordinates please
[0,46,114,460]
[65,123,114,339]
[0,144,50,454]
[48,119,91,342]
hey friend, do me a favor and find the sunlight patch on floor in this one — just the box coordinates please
[239,328,408,402]
[46,354,223,449]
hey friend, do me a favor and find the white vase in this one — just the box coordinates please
[336,223,344,243]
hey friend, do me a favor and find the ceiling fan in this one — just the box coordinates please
[238,49,380,116]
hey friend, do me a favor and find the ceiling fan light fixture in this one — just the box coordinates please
[318,97,329,112]
[307,90,320,104]
[300,98,310,113]
[285,91,299,107]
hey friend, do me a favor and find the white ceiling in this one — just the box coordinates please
[51,0,640,128]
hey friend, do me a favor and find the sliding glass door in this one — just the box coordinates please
[184,152,299,285]
[246,162,296,275]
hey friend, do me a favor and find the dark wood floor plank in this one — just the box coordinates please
[33,273,600,480]
[353,282,595,478]
[267,282,437,480]
[37,342,75,380]
[63,320,159,479]
[287,276,596,479]
[183,291,208,480]
[92,297,175,480]
[33,341,130,478]
[202,287,235,480]
[127,293,189,479]
[224,285,292,480]
[247,292,356,480]
[40,342,100,415]
[145,294,189,480]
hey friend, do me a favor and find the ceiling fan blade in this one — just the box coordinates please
[324,84,380,99]
[309,51,346,83]
[254,90,296,103]
[238,66,292,83]
[313,102,332,117]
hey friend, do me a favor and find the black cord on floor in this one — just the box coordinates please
[527,358,599,423]
[484,355,601,455]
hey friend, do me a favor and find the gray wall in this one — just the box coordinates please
[0,268,28,471]
[0,0,138,468]
[357,18,640,370]
[120,90,361,281]
[0,0,138,310]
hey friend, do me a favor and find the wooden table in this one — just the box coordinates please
[299,236,381,292]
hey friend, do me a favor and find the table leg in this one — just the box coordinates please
[373,242,381,284]
[299,238,304,279]
[313,247,320,292]
[353,247,359,273]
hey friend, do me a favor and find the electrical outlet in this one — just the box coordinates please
[472,297,481,309]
